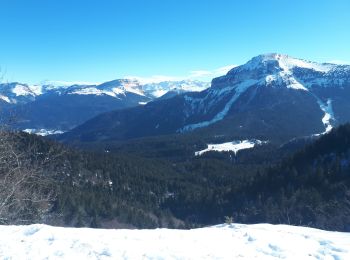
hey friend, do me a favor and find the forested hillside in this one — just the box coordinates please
[1,125,350,231]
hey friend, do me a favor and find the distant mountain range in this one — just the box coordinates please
[60,53,350,144]
[3,54,350,232]
[0,79,209,132]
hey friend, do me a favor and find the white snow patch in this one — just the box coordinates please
[23,129,65,136]
[278,55,334,73]
[180,79,258,132]
[28,85,43,96]
[314,97,335,134]
[0,223,349,259]
[321,99,334,133]
[141,80,209,98]
[269,58,308,90]
[111,87,125,95]
[69,87,123,98]
[284,76,308,90]
[69,83,144,98]
[122,85,145,96]
[265,74,277,84]
[0,95,11,103]
[195,140,266,156]
[152,89,168,98]
[12,84,42,96]
[138,101,148,105]
[246,54,334,73]
[70,87,105,96]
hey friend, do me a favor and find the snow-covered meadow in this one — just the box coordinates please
[195,139,266,156]
[0,223,349,259]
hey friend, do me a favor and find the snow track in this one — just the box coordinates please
[312,95,335,134]
[180,80,257,132]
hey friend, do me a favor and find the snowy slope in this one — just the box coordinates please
[0,223,349,259]
[180,79,258,132]
[0,79,209,133]
[180,54,349,133]
[195,139,266,156]
[141,80,210,98]
[0,80,145,104]
[59,54,350,143]
[314,97,335,134]
[0,79,209,104]
[23,129,65,136]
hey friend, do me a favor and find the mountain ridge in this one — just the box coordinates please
[59,53,350,144]
[0,79,209,104]
[0,79,209,132]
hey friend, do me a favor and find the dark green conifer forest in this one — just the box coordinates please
[1,125,349,231]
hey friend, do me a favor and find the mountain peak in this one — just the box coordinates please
[238,53,335,74]
[254,53,289,61]
[212,53,350,95]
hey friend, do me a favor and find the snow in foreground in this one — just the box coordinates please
[0,224,349,259]
[195,139,266,156]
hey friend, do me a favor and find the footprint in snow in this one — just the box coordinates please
[23,226,41,236]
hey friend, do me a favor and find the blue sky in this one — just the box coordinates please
[0,0,349,84]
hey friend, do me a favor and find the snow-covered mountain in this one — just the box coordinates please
[176,54,350,134]
[0,79,209,132]
[0,223,349,259]
[60,53,350,143]
[0,79,209,105]
[142,80,210,98]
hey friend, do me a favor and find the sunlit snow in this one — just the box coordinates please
[179,54,340,133]
[152,89,168,98]
[181,80,258,132]
[0,94,11,103]
[0,223,349,259]
[244,53,334,73]
[23,129,65,136]
[313,97,335,134]
[320,99,334,133]
[195,139,266,156]
[12,84,43,96]
[142,80,210,98]
[70,87,107,96]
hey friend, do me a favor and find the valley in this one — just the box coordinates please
[1,54,349,232]
[2,1,350,258]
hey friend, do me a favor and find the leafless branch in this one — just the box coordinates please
[0,130,57,224]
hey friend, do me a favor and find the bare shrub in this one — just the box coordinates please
[0,130,56,224]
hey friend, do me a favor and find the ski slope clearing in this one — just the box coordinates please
[23,129,65,136]
[0,223,349,259]
[195,139,265,156]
